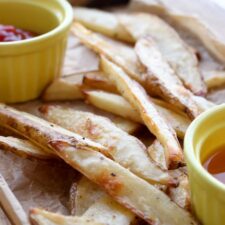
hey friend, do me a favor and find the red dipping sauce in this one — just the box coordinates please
[0,25,37,42]
[203,145,225,184]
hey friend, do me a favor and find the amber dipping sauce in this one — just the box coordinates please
[203,146,225,184]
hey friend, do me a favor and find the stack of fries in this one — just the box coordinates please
[1,6,225,225]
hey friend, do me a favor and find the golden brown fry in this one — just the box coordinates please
[84,195,134,225]
[110,116,141,135]
[135,36,202,119]
[0,136,55,160]
[168,169,191,211]
[83,71,118,93]
[74,178,134,225]
[0,105,197,225]
[119,13,206,96]
[42,75,84,101]
[84,90,190,138]
[84,90,142,123]
[147,140,167,170]
[73,9,206,95]
[0,104,109,158]
[73,7,134,43]
[39,105,171,184]
[30,208,104,225]
[203,70,225,89]
[100,56,183,168]
[192,96,215,112]
[71,22,144,82]
[70,177,105,216]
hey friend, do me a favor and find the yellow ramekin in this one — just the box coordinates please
[0,0,73,103]
[184,104,225,225]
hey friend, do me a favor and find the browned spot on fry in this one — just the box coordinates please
[85,118,101,139]
[39,105,50,114]
[97,171,123,196]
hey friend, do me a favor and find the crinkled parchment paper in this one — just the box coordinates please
[1,2,225,223]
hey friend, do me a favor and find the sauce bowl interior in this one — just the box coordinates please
[0,1,61,38]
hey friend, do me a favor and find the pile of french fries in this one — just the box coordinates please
[1,7,225,225]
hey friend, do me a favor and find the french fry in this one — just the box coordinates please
[73,177,135,225]
[168,169,191,211]
[100,56,183,168]
[110,116,141,135]
[73,9,206,95]
[192,96,215,112]
[70,177,105,216]
[0,105,198,225]
[0,104,110,158]
[119,13,206,96]
[42,74,84,101]
[135,36,202,119]
[0,125,23,138]
[71,22,204,119]
[129,0,166,15]
[84,90,190,138]
[0,136,55,160]
[41,74,141,135]
[84,195,134,225]
[83,72,118,93]
[73,7,134,43]
[39,105,171,184]
[84,90,142,123]
[203,70,225,89]
[147,140,167,170]
[71,22,144,82]
[30,208,104,225]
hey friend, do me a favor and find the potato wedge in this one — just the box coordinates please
[0,136,54,160]
[110,117,141,135]
[84,195,134,225]
[168,171,190,211]
[30,208,104,225]
[0,105,197,225]
[83,72,118,93]
[71,22,144,82]
[84,90,142,123]
[147,140,167,170]
[0,104,109,158]
[100,56,183,168]
[71,176,134,225]
[192,96,215,112]
[70,177,105,216]
[73,7,134,43]
[119,13,206,96]
[203,70,225,89]
[39,105,171,184]
[170,14,225,64]
[129,0,166,15]
[0,126,23,138]
[42,75,84,101]
[84,90,190,138]
[49,145,196,225]
[73,9,206,95]
[135,36,202,119]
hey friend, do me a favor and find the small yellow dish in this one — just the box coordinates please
[0,0,73,103]
[184,104,225,225]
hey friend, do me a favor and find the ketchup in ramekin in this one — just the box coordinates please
[0,25,37,42]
